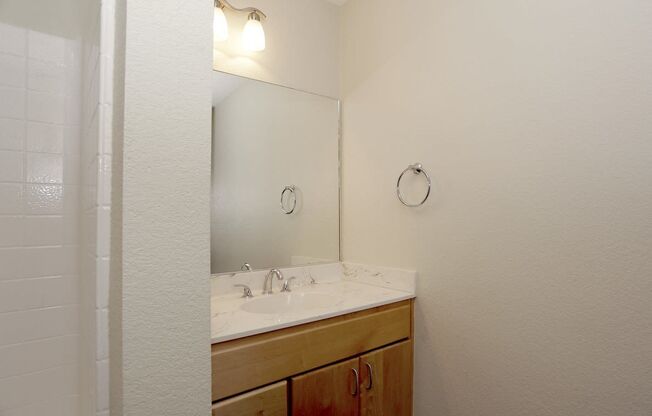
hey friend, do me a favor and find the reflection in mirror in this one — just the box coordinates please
[211,71,340,274]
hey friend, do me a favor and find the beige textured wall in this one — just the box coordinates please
[340,0,652,415]
[110,0,212,414]
[212,0,340,98]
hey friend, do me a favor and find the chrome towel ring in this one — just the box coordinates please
[280,185,297,214]
[396,163,431,207]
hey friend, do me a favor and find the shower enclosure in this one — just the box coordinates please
[0,0,113,414]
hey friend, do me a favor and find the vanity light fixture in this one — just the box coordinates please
[214,0,267,52]
[213,4,229,42]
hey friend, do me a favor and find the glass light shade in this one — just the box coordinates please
[213,6,228,42]
[242,16,265,52]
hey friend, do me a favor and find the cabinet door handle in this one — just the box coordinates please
[364,362,373,390]
[350,368,360,396]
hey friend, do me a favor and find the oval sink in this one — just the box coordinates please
[240,292,333,314]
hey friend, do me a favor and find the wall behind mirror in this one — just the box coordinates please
[211,71,340,274]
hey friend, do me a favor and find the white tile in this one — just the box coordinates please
[27,30,65,66]
[28,59,65,94]
[22,246,66,279]
[86,64,100,116]
[100,0,115,55]
[87,47,100,99]
[22,216,64,246]
[82,175,98,210]
[97,206,110,257]
[99,163,112,206]
[0,336,68,378]
[0,118,25,151]
[0,305,78,346]
[26,122,64,153]
[64,38,81,70]
[96,309,108,360]
[61,246,79,276]
[63,185,79,217]
[0,216,23,247]
[63,210,79,245]
[0,53,26,88]
[86,109,100,158]
[0,87,26,119]
[82,211,97,254]
[24,184,63,214]
[64,63,82,100]
[63,154,80,185]
[0,335,77,379]
[65,395,81,416]
[27,91,65,124]
[99,54,113,105]
[2,395,78,416]
[0,150,23,182]
[95,359,109,411]
[0,184,22,214]
[0,276,76,313]
[0,23,26,56]
[63,125,81,156]
[63,92,80,125]
[26,153,63,183]
[100,104,113,155]
[0,364,78,411]
[0,248,25,280]
[96,257,110,309]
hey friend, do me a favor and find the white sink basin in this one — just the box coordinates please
[240,292,333,314]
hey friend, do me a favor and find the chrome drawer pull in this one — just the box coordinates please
[364,362,373,390]
[351,368,360,396]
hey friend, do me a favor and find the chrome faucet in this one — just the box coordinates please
[241,263,253,272]
[263,268,284,295]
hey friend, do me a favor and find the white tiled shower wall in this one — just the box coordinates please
[0,22,82,415]
[0,1,112,414]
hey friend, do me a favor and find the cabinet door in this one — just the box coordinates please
[360,341,413,416]
[212,381,287,416]
[291,357,360,416]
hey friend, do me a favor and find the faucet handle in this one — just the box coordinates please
[281,276,297,292]
[234,284,253,298]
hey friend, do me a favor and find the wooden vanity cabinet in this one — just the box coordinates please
[211,300,414,415]
[291,341,413,416]
[211,381,287,416]
[359,341,413,416]
[292,358,361,416]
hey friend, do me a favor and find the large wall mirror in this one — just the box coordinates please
[211,71,340,274]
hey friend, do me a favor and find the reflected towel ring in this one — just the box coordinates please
[280,185,297,214]
[396,163,431,207]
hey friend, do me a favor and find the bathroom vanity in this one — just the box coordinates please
[210,263,416,415]
[209,70,416,415]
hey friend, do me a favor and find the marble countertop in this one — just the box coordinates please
[211,262,416,344]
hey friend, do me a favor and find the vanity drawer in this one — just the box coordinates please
[212,300,412,401]
[212,381,287,416]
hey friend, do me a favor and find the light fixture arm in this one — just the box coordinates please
[215,0,267,19]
